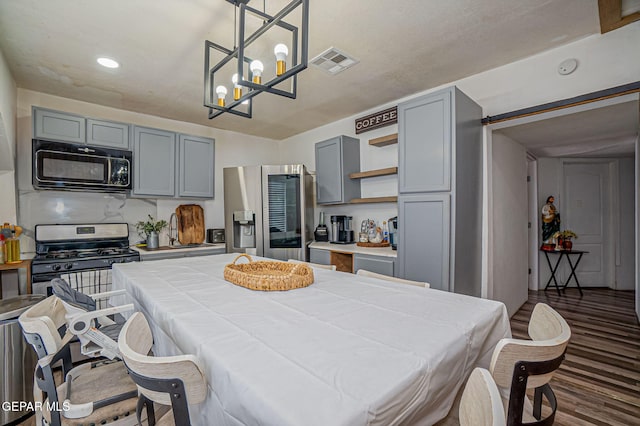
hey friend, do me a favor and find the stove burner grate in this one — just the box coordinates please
[44,250,79,259]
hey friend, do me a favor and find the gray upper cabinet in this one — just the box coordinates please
[315,135,360,204]
[33,107,129,149]
[133,126,176,197]
[398,89,451,193]
[178,134,215,198]
[32,106,215,199]
[396,86,482,296]
[87,119,130,149]
[33,107,86,143]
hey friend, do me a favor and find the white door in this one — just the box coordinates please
[562,162,613,287]
[527,159,538,290]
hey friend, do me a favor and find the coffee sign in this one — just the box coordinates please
[354,106,397,134]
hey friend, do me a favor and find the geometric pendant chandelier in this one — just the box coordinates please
[203,0,309,119]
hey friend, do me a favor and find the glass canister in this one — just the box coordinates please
[6,232,20,263]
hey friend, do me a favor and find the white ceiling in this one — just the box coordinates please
[495,98,640,157]
[0,0,603,140]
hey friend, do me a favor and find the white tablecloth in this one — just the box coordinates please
[112,254,510,426]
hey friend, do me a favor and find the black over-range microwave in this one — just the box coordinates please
[32,139,132,192]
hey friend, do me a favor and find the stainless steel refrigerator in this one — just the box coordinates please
[223,165,313,261]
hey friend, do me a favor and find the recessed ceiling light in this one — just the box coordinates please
[97,57,119,68]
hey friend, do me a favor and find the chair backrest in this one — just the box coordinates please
[118,312,208,407]
[459,368,506,426]
[18,295,69,356]
[51,278,96,312]
[356,269,430,288]
[288,259,337,271]
[490,303,570,390]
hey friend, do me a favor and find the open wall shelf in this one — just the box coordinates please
[349,167,398,179]
[369,133,398,147]
[349,196,398,204]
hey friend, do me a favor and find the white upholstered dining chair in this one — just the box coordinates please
[118,312,208,426]
[489,303,571,425]
[459,368,506,426]
[356,269,430,288]
[18,295,138,426]
[288,258,337,271]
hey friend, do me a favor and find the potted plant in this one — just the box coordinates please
[136,215,168,249]
[553,230,577,250]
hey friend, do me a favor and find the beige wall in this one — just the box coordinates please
[0,48,17,225]
[0,48,16,165]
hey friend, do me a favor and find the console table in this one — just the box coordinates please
[0,260,32,299]
[540,249,587,296]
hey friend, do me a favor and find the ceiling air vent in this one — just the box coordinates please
[310,47,359,75]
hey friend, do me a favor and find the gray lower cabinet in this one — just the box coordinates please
[309,248,331,265]
[315,135,360,204]
[397,86,482,296]
[133,126,177,197]
[398,194,450,291]
[353,253,395,277]
[33,107,86,143]
[178,134,215,198]
[87,119,130,149]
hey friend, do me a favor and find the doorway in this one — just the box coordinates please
[489,94,638,300]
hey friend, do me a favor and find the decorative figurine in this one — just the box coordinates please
[541,195,561,250]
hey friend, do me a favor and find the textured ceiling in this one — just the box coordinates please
[496,99,640,157]
[0,0,602,140]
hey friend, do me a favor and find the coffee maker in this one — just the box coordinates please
[388,216,398,250]
[330,215,354,244]
[314,212,329,242]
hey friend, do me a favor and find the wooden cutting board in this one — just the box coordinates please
[176,204,205,245]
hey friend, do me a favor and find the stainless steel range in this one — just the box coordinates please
[31,223,140,299]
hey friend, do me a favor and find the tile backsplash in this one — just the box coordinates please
[18,189,156,253]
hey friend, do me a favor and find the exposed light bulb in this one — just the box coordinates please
[231,73,242,100]
[274,44,288,76]
[216,85,227,107]
[250,60,264,84]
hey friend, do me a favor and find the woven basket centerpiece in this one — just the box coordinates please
[224,254,315,291]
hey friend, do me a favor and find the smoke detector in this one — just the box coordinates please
[558,58,578,75]
[310,47,359,75]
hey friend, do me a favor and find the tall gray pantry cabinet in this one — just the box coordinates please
[397,86,482,295]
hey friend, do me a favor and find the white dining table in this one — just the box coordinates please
[111,253,511,426]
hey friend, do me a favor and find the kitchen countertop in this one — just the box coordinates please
[131,243,225,255]
[309,241,397,258]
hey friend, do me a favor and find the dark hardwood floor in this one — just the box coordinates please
[511,288,640,426]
